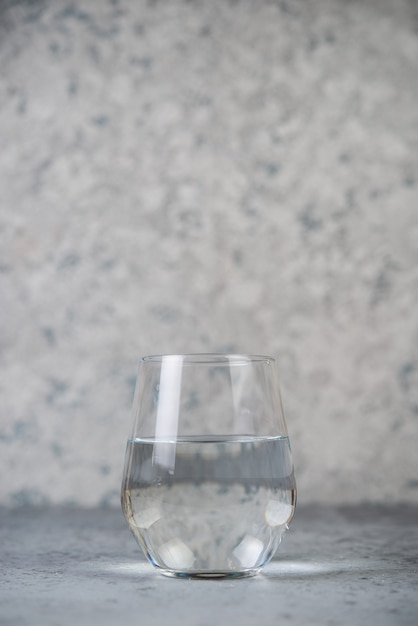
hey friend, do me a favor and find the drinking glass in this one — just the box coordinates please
[121,354,296,578]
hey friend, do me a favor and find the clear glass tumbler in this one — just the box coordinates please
[121,354,296,578]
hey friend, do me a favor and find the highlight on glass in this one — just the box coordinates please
[121,354,296,578]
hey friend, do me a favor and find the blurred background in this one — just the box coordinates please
[1,0,417,509]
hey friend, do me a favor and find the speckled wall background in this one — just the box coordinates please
[1,0,417,508]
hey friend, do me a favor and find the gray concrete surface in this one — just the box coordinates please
[1,0,418,510]
[1,504,417,625]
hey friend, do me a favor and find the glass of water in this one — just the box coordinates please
[121,354,296,578]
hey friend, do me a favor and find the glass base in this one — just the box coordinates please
[158,568,261,579]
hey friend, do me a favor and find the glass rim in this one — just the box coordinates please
[140,353,276,365]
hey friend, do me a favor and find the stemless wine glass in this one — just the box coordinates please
[121,354,296,578]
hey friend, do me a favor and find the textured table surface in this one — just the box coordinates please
[1,505,417,626]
